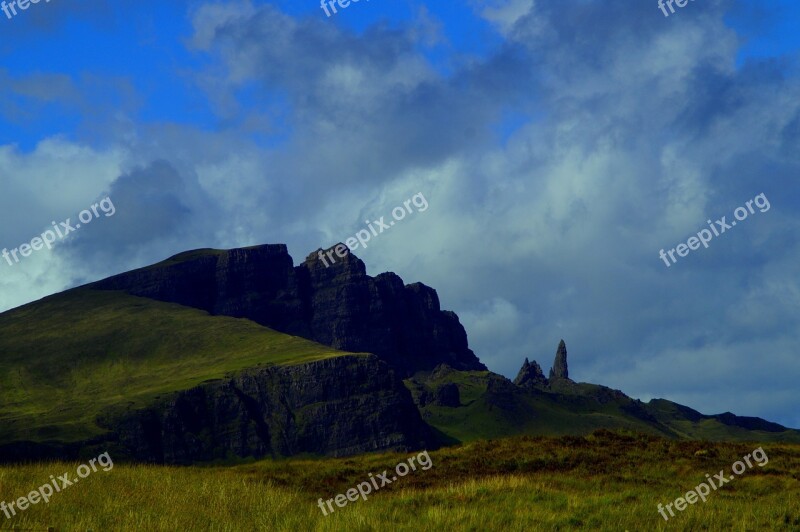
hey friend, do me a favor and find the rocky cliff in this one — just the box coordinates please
[91,244,486,376]
[102,354,433,463]
[0,354,434,464]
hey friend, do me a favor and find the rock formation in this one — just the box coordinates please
[513,357,548,387]
[91,244,486,376]
[430,363,455,381]
[433,382,461,407]
[549,339,570,381]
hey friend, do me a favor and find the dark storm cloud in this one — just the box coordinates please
[61,159,223,283]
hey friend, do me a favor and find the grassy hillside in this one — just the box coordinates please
[0,431,797,531]
[408,371,674,442]
[408,370,800,444]
[0,288,351,444]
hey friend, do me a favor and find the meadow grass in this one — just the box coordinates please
[0,431,798,531]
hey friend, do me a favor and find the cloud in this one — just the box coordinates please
[460,297,524,370]
[0,0,144,38]
[0,0,799,428]
[0,138,125,308]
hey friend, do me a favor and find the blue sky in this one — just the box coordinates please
[1,0,800,428]
[1,0,508,150]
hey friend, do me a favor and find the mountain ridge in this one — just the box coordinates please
[0,243,797,464]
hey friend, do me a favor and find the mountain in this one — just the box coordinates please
[0,288,433,463]
[90,244,486,376]
[0,244,797,464]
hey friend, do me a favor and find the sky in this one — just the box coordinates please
[1,0,799,428]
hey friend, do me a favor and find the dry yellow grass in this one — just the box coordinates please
[0,432,798,531]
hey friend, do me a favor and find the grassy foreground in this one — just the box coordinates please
[0,431,798,531]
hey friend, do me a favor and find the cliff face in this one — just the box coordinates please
[98,355,433,463]
[91,244,486,376]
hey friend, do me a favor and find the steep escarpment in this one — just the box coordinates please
[0,354,433,463]
[91,244,485,375]
[103,354,433,463]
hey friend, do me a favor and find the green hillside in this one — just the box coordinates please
[0,288,350,444]
[408,370,800,444]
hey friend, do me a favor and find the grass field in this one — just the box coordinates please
[0,431,798,531]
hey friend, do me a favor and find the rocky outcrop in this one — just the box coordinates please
[549,339,570,381]
[91,244,486,376]
[484,375,522,411]
[430,363,456,381]
[433,383,461,407]
[96,354,434,463]
[513,340,571,389]
[513,358,548,387]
